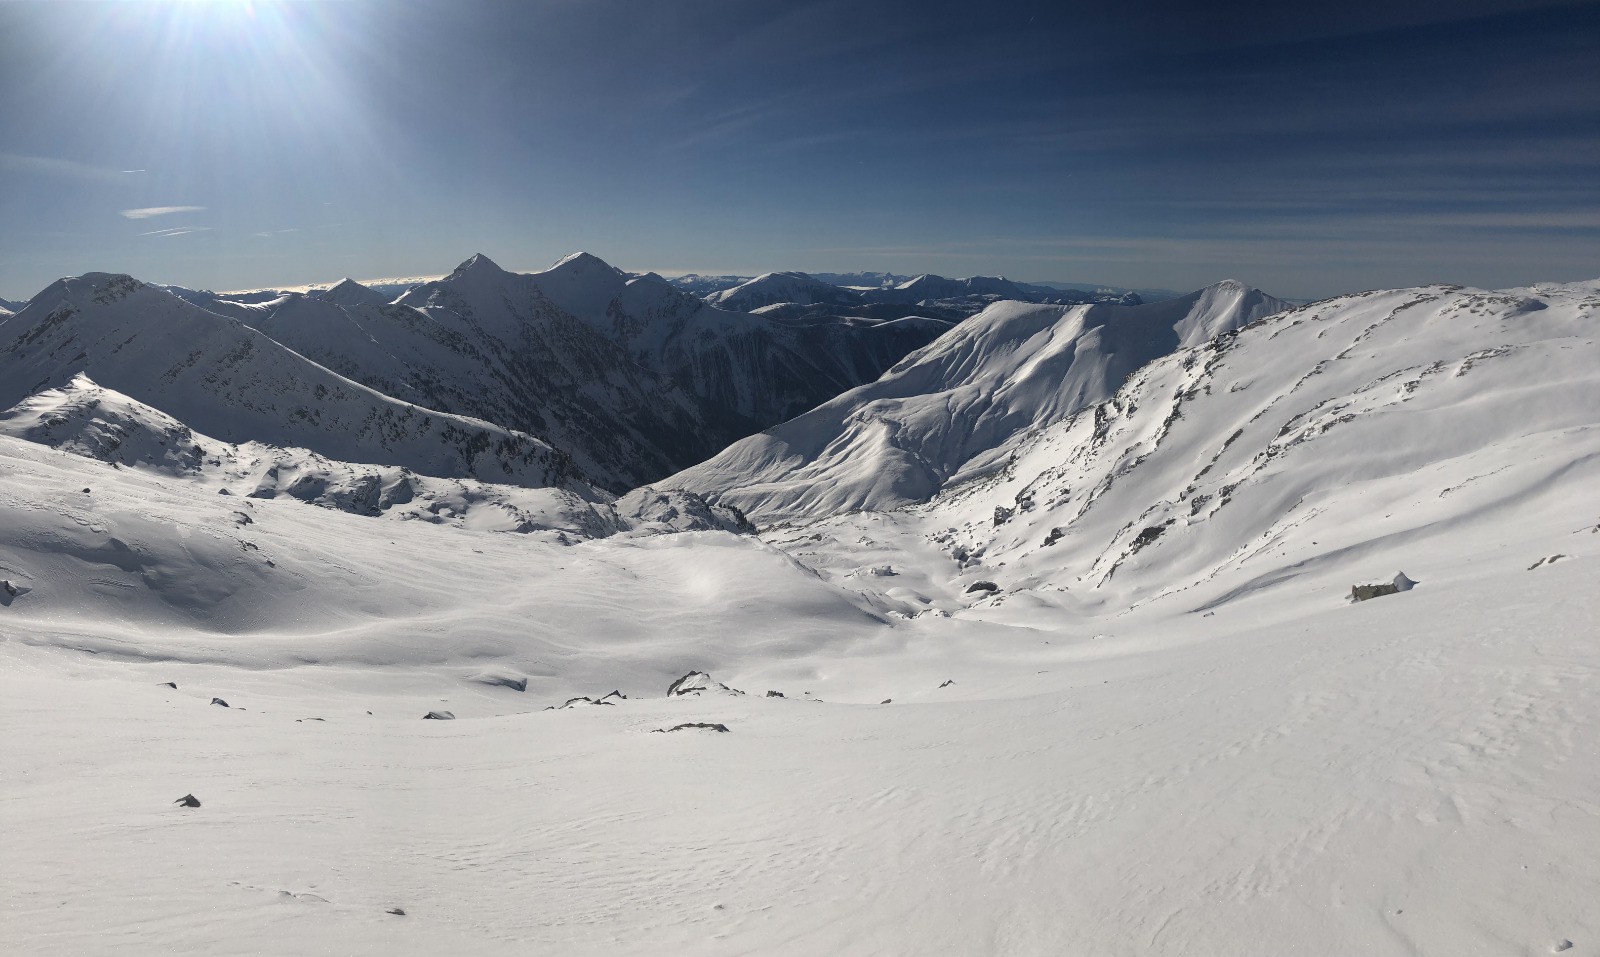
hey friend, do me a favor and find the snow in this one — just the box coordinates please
[668,281,1290,522]
[1,273,1597,956]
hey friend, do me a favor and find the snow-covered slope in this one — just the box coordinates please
[668,280,1290,521]
[0,274,584,488]
[706,271,859,311]
[1,268,1598,956]
[757,280,1600,628]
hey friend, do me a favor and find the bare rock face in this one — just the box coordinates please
[1350,572,1418,602]
[652,722,730,733]
[666,671,743,697]
[422,710,455,720]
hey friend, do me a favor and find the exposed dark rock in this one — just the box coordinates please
[966,581,999,594]
[1350,572,1418,602]
[422,710,455,720]
[880,698,892,704]
[652,722,730,733]
[939,679,955,688]
[600,690,626,702]
[160,681,177,689]
[467,672,527,692]
[210,697,229,707]
[1528,554,1566,570]
[666,671,743,697]
[1043,527,1064,547]
[175,793,200,808]
[766,690,785,698]
[387,907,406,917]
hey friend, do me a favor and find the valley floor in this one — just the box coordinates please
[3,521,1595,955]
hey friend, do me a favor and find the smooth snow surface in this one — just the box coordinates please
[1,278,1597,956]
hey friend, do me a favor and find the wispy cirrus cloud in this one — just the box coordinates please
[139,226,213,238]
[121,206,205,220]
[0,152,127,182]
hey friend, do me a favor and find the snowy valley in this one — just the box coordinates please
[1,259,1597,956]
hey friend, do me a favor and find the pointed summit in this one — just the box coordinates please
[319,278,389,307]
[448,253,507,281]
[544,251,621,279]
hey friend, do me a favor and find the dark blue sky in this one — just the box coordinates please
[2,0,1596,299]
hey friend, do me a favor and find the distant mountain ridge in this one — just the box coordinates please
[0,272,584,490]
[0,253,952,493]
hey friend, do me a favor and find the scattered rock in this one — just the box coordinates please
[1043,527,1064,547]
[766,690,785,698]
[1350,572,1418,602]
[1528,554,1566,570]
[652,722,730,733]
[175,793,201,808]
[387,907,407,917]
[232,511,253,526]
[422,710,455,720]
[557,696,614,709]
[966,581,999,594]
[666,671,743,697]
[210,697,229,708]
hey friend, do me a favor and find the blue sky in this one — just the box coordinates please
[1,0,1596,300]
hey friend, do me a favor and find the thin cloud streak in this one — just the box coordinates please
[139,226,213,238]
[122,206,206,220]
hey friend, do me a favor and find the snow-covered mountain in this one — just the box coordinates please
[667,280,1289,521]
[0,273,582,489]
[753,278,1598,623]
[706,271,861,311]
[252,252,949,490]
[1,255,949,494]
[2,272,1597,957]
[315,278,392,307]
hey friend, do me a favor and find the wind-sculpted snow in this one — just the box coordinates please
[0,274,583,490]
[668,280,1290,521]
